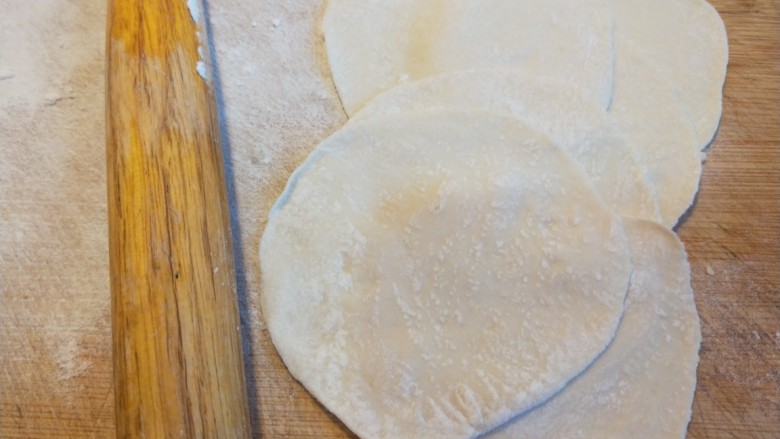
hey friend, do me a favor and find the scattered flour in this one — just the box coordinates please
[187,0,201,23]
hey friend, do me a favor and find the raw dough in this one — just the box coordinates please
[610,43,702,228]
[485,219,701,439]
[261,110,632,439]
[610,0,728,149]
[322,0,615,115]
[353,69,661,222]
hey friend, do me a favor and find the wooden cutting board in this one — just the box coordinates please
[0,0,777,437]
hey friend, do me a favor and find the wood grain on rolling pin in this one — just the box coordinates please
[106,0,250,437]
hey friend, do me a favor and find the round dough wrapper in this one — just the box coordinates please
[610,0,728,149]
[610,43,702,228]
[323,0,615,115]
[353,69,661,222]
[485,219,701,439]
[261,110,632,439]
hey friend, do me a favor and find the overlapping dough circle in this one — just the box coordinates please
[261,110,632,438]
[487,219,701,438]
[610,0,728,148]
[610,42,703,228]
[322,0,614,114]
[352,69,662,222]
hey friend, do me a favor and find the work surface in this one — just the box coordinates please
[1,0,778,437]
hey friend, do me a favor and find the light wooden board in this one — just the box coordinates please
[0,0,777,437]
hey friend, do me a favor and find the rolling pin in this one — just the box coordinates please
[106,0,251,437]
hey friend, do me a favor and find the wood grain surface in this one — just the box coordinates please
[106,0,251,436]
[0,0,777,438]
[680,1,780,436]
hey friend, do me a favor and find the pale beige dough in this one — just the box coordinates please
[484,219,701,439]
[610,0,728,149]
[322,0,615,115]
[261,110,632,439]
[353,69,661,222]
[610,43,702,228]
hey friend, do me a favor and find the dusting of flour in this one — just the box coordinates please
[0,0,113,433]
[206,0,345,432]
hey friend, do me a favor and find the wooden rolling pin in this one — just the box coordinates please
[106,0,251,437]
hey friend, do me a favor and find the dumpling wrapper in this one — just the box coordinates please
[323,0,615,115]
[485,218,701,439]
[610,43,702,228]
[261,110,632,439]
[352,69,661,222]
[610,0,728,149]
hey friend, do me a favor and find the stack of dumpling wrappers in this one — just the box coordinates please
[259,1,728,437]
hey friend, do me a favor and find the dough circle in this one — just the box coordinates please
[353,69,661,222]
[260,110,632,439]
[322,0,615,114]
[487,219,700,438]
[610,43,702,228]
[610,0,728,149]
